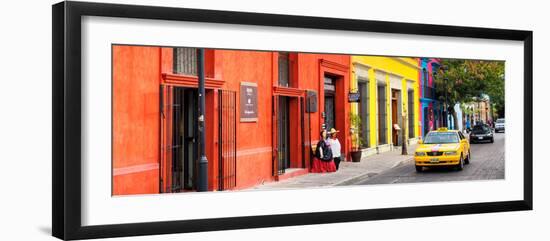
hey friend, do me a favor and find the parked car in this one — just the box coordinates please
[469,124,494,143]
[495,118,505,133]
[414,128,470,172]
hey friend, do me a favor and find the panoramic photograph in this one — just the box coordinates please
[111,45,505,195]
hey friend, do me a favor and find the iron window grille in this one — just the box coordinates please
[358,79,370,148]
[218,90,237,190]
[173,47,198,76]
[408,89,415,138]
[278,52,291,87]
[377,84,387,145]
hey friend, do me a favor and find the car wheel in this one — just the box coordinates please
[490,138,494,143]
[465,150,471,164]
[415,166,423,172]
[456,155,464,171]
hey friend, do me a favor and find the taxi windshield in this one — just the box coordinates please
[423,132,459,144]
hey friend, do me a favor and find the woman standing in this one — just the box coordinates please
[327,128,342,170]
[311,129,336,173]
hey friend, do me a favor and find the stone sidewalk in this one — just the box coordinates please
[251,144,417,190]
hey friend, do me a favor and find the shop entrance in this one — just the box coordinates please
[172,87,198,192]
[391,89,401,146]
[277,96,291,174]
[160,86,198,192]
[324,75,336,130]
[272,94,306,177]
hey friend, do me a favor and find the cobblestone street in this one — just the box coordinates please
[348,132,505,185]
[252,132,504,190]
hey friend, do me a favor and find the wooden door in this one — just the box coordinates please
[391,90,398,146]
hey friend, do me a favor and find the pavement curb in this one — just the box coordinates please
[332,156,413,186]
[392,156,414,168]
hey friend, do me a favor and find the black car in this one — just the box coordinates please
[469,124,494,143]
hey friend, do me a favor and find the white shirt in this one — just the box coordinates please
[328,138,341,158]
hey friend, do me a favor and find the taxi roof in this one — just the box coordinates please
[431,127,459,133]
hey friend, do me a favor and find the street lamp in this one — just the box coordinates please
[197,49,208,192]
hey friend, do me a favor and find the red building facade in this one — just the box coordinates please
[113,45,350,195]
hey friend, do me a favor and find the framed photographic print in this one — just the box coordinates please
[52,1,533,240]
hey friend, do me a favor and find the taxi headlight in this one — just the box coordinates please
[415,152,426,156]
[444,151,457,155]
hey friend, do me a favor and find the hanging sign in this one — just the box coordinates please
[348,92,361,103]
[240,82,258,122]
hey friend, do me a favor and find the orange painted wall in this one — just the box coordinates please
[296,53,351,159]
[112,46,351,195]
[112,45,161,195]
[217,50,275,188]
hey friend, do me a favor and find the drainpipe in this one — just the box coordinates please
[197,49,208,192]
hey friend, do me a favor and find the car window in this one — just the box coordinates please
[424,132,459,144]
[473,125,490,132]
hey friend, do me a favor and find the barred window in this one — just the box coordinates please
[173,48,197,75]
[278,52,290,87]
[377,84,387,145]
[408,89,415,138]
[423,68,429,87]
[358,79,370,148]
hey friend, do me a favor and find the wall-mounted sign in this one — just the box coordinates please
[306,90,318,113]
[240,82,258,122]
[348,92,360,102]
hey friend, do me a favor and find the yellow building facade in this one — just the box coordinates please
[350,56,420,155]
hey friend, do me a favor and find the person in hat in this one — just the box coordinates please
[327,128,342,170]
[311,129,336,173]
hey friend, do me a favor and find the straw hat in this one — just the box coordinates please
[328,128,340,134]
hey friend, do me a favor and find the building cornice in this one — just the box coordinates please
[395,57,421,70]
[273,86,305,97]
[162,73,225,89]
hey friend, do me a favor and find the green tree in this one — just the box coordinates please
[434,59,505,128]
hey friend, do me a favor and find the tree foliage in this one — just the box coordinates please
[433,59,505,117]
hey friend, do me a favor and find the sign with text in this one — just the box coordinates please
[240,82,258,122]
[348,92,360,102]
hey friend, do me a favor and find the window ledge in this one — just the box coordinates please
[162,73,225,89]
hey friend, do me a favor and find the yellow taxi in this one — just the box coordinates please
[414,128,470,172]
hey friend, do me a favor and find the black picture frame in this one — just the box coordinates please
[52,1,533,240]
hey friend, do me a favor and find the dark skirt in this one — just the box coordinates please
[310,157,336,173]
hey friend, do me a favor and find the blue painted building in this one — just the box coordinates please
[418,58,444,137]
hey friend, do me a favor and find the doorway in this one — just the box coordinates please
[171,87,198,192]
[391,89,401,146]
[277,96,291,174]
[324,75,336,130]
